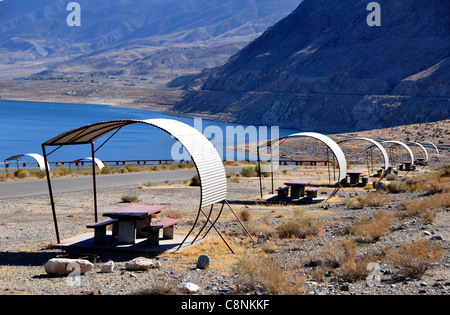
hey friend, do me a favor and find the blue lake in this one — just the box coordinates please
[0,99,299,163]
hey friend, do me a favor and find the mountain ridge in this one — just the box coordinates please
[171,0,450,132]
[0,0,301,79]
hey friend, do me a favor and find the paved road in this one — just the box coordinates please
[0,166,282,199]
[0,165,296,199]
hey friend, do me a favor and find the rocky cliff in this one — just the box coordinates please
[172,0,450,132]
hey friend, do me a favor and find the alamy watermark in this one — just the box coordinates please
[66,2,81,27]
[366,262,382,287]
[366,2,381,27]
[66,262,81,287]
[171,118,279,171]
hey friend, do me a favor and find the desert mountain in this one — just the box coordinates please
[0,0,301,79]
[172,0,450,133]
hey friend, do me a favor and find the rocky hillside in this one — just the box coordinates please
[0,0,301,79]
[172,0,450,133]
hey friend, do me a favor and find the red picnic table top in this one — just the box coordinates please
[284,180,311,185]
[103,204,166,220]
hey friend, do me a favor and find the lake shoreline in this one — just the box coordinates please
[0,79,184,115]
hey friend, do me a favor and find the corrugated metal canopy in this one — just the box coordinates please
[72,157,105,170]
[267,132,347,183]
[43,119,227,208]
[408,141,429,162]
[5,153,47,170]
[424,141,440,159]
[341,137,390,170]
[382,140,415,165]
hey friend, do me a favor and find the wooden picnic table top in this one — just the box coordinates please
[103,204,166,220]
[284,180,311,185]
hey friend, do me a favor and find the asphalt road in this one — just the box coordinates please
[0,166,251,199]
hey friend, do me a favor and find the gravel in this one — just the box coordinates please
[0,168,449,296]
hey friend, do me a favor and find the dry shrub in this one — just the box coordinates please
[386,181,408,193]
[424,178,450,195]
[163,210,183,220]
[366,193,390,207]
[348,196,366,209]
[261,241,277,253]
[238,208,252,222]
[437,164,450,178]
[233,254,306,295]
[247,215,277,239]
[14,169,29,179]
[240,166,257,177]
[189,175,201,186]
[419,209,439,224]
[309,239,375,282]
[120,194,140,203]
[386,240,443,279]
[402,192,450,224]
[318,238,358,268]
[276,210,323,239]
[391,166,450,194]
[348,193,389,209]
[53,167,73,177]
[133,278,180,295]
[349,210,395,243]
[339,257,372,283]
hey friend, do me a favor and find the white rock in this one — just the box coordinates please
[125,257,153,271]
[100,261,114,273]
[154,261,161,269]
[178,282,201,294]
[44,258,93,276]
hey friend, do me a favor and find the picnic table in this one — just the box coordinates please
[103,204,166,244]
[404,162,412,171]
[284,180,311,199]
[347,171,363,185]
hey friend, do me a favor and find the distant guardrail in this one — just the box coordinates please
[0,158,331,171]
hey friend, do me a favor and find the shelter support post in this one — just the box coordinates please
[42,144,60,244]
[200,202,224,241]
[91,141,98,222]
[191,204,215,244]
[176,204,234,254]
[270,147,274,194]
[257,145,263,198]
[197,207,234,254]
[176,206,202,252]
[225,200,255,242]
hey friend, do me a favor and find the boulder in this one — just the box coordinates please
[100,261,114,273]
[196,255,211,269]
[178,282,201,293]
[44,258,93,276]
[125,257,153,271]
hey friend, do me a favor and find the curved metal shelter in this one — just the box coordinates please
[424,141,440,160]
[257,132,348,200]
[382,140,415,166]
[277,132,347,182]
[41,119,246,251]
[72,157,105,170]
[338,137,390,171]
[4,153,48,171]
[408,141,429,163]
